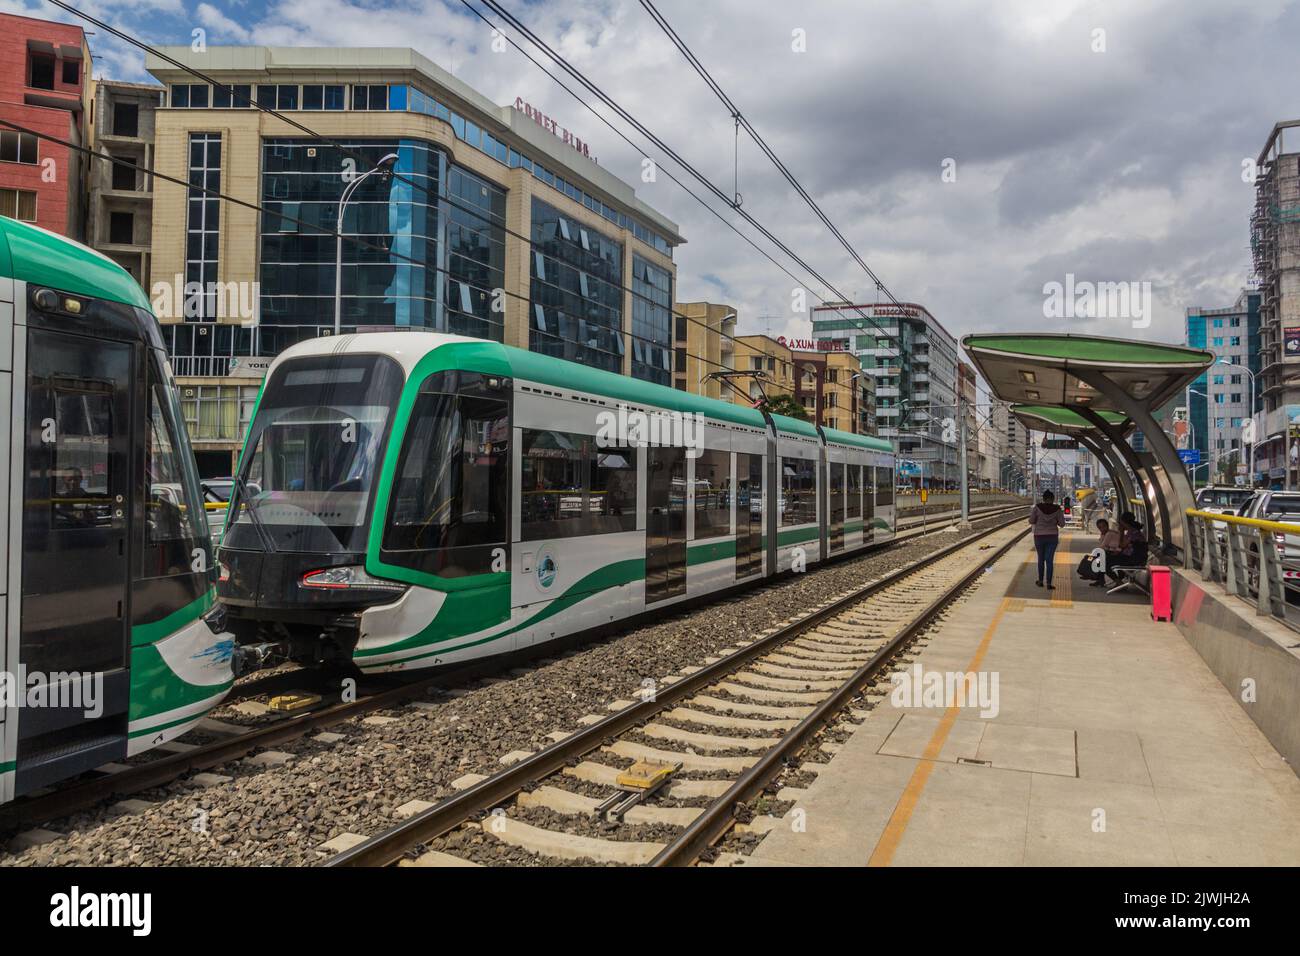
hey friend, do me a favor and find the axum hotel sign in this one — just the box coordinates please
[777,336,849,352]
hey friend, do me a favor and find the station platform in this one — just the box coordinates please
[748,531,1300,866]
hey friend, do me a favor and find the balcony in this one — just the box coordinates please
[170,355,232,377]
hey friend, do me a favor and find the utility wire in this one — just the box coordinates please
[463,0,905,359]
[46,0,893,371]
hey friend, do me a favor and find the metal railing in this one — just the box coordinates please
[1185,507,1300,629]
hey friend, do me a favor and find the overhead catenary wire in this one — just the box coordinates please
[637,0,902,309]
[45,0,896,373]
[472,0,909,354]
[40,0,880,410]
[0,118,769,399]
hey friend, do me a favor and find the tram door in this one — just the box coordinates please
[645,445,687,603]
[17,328,133,794]
[828,460,845,553]
[734,453,763,578]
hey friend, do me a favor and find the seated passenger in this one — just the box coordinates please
[1079,518,1125,587]
[1109,513,1149,582]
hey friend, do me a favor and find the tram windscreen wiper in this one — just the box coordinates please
[234,474,276,553]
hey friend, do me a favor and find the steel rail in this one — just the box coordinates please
[0,506,1022,834]
[650,524,1030,866]
[325,512,1028,867]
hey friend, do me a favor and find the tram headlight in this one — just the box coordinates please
[301,566,406,592]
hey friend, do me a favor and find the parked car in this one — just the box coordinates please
[1235,490,1300,603]
[1195,484,1253,517]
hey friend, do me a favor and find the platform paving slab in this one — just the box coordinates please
[749,533,1300,867]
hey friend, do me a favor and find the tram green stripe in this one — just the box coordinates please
[127,707,221,739]
[687,539,735,565]
[357,557,645,667]
[777,526,820,546]
[0,760,14,774]
[130,589,216,647]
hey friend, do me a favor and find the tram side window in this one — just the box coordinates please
[521,429,636,540]
[521,430,586,540]
[590,445,637,534]
[383,390,510,577]
[141,377,204,577]
[875,465,894,508]
[50,387,113,529]
[864,466,875,523]
[847,463,862,519]
[694,448,731,540]
[781,456,817,526]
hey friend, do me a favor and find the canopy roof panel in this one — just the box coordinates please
[1012,404,1131,435]
[963,333,1214,413]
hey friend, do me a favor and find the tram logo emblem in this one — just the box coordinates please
[536,549,558,590]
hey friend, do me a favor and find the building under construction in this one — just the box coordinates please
[1250,120,1300,488]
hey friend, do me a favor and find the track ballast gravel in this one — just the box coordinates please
[2,514,1015,866]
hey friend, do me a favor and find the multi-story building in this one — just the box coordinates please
[1251,121,1300,488]
[0,12,91,237]
[87,79,164,286]
[1182,290,1262,485]
[143,45,683,473]
[810,301,960,484]
[727,333,872,434]
[673,301,736,399]
[732,334,795,402]
[991,402,1030,492]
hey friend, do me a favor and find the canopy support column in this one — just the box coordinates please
[1076,433,1134,517]
[1076,406,1169,550]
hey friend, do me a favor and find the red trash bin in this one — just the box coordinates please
[1149,565,1171,621]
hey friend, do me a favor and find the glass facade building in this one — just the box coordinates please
[147,46,682,474]
[255,138,507,352]
[529,197,625,374]
[631,254,673,386]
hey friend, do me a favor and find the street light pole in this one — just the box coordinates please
[1217,357,1256,487]
[334,152,399,336]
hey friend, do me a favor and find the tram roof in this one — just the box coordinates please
[1011,404,1131,435]
[500,347,894,450]
[0,217,152,311]
[962,333,1214,413]
[283,332,894,452]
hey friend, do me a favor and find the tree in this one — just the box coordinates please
[758,393,809,421]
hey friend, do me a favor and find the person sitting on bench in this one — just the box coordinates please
[1108,512,1149,585]
[1079,518,1125,587]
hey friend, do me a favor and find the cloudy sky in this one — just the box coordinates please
[7,0,1297,349]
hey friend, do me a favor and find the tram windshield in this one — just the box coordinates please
[224,354,403,553]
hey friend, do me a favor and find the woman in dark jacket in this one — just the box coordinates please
[1029,490,1067,589]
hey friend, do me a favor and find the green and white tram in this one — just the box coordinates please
[219,332,895,675]
[0,218,233,804]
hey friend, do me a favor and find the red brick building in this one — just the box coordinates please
[0,13,91,237]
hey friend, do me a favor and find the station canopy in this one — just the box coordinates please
[961,334,1214,414]
[963,333,1217,558]
[1010,404,1130,435]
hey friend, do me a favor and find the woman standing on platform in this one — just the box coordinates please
[1029,490,1067,589]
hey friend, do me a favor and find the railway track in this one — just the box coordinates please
[0,503,1026,839]
[325,514,1029,868]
